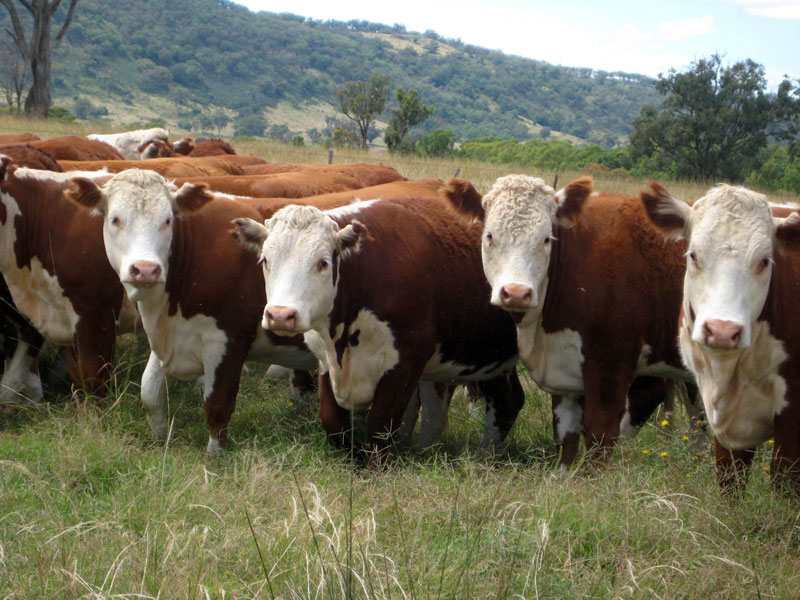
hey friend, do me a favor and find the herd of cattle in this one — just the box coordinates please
[1,127,798,493]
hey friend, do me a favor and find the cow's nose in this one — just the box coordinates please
[500,284,533,309]
[266,306,298,332]
[703,319,744,349]
[129,261,162,285]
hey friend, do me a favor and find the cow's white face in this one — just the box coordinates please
[65,169,212,302]
[644,183,800,351]
[684,190,777,350]
[232,206,364,335]
[481,176,557,311]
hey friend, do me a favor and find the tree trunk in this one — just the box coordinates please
[24,1,53,117]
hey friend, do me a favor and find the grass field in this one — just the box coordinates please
[1,116,799,599]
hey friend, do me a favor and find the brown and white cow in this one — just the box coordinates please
[59,155,264,178]
[24,136,124,161]
[65,169,320,450]
[643,183,800,489]
[0,145,63,171]
[0,161,136,397]
[445,175,701,464]
[241,163,405,188]
[232,191,524,452]
[172,171,364,199]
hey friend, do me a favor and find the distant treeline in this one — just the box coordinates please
[455,138,800,194]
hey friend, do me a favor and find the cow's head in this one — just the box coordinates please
[643,182,800,350]
[138,138,173,159]
[444,174,592,314]
[173,137,194,156]
[65,169,213,302]
[232,205,365,335]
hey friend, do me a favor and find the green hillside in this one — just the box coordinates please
[6,0,661,145]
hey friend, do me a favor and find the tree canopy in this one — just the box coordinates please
[336,73,390,149]
[630,55,799,181]
[384,88,434,152]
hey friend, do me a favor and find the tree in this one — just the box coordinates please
[336,73,390,149]
[384,88,434,152]
[0,0,79,117]
[416,128,455,156]
[233,113,267,137]
[0,36,27,112]
[630,54,798,181]
[211,110,230,135]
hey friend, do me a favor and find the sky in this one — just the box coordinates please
[232,0,799,89]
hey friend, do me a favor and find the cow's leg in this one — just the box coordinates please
[416,382,453,448]
[396,387,420,446]
[202,347,245,452]
[581,360,634,460]
[619,377,669,438]
[715,438,756,491]
[0,337,43,406]
[477,369,525,448]
[68,315,116,398]
[552,394,583,466]
[319,371,354,450]
[141,351,168,441]
[366,364,423,450]
[290,369,317,404]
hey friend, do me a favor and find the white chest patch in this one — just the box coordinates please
[422,344,517,382]
[304,308,399,410]
[139,300,228,382]
[516,314,584,394]
[5,257,80,345]
[681,320,788,449]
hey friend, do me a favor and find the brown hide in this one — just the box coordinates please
[0,169,130,394]
[0,145,63,171]
[238,178,445,220]
[173,170,363,198]
[28,136,124,161]
[241,163,405,187]
[189,139,236,156]
[0,134,40,144]
[58,156,248,177]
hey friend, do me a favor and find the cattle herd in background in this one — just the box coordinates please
[0,127,798,494]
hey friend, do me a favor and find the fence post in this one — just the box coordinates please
[553,174,559,190]
[327,149,334,164]
[452,167,461,178]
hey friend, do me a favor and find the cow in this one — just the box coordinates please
[172,171,364,198]
[23,136,124,161]
[444,174,703,465]
[139,138,174,159]
[64,169,320,450]
[88,128,170,160]
[59,156,246,178]
[189,139,237,157]
[241,163,405,188]
[231,185,525,454]
[0,161,137,398]
[642,182,800,490]
[0,145,63,171]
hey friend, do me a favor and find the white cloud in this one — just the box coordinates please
[658,16,716,40]
[728,0,800,19]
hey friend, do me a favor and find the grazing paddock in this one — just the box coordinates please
[1,116,799,598]
[1,336,799,599]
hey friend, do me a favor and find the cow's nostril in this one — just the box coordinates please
[130,265,140,276]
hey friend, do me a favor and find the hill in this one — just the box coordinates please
[4,0,661,145]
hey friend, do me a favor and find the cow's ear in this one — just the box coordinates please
[65,177,106,214]
[232,218,268,253]
[641,182,691,239]
[775,212,800,251]
[554,176,592,227]
[337,220,367,257]
[442,177,484,223]
[171,182,213,214]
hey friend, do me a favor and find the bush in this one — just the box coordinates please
[290,135,305,146]
[48,106,76,122]
[233,113,267,137]
[417,129,455,156]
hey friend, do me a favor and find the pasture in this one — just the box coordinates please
[2,116,800,599]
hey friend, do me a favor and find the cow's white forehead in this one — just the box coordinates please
[690,184,773,256]
[105,169,172,211]
[267,204,338,239]
[483,175,556,238]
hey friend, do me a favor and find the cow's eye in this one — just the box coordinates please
[544,237,551,245]
[317,258,329,271]
[110,216,121,227]
[757,256,772,273]
[165,217,172,227]
[688,250,698,264]
[485,232,494,247]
